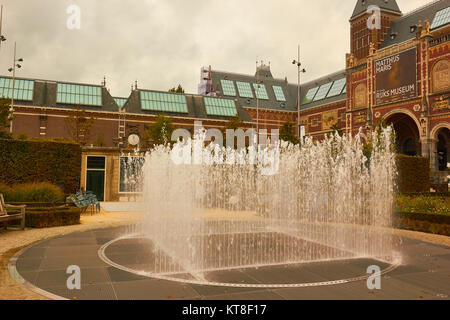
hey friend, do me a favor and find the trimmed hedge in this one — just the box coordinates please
[393,212,450,236]
[396,154,430,193]
[0,139,81,194]
[25,207,81,228]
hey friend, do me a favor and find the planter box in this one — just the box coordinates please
[394,212,450,236]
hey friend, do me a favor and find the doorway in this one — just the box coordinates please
[86,156,106,201]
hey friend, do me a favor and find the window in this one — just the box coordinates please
[431,6,450,30]
[120,157,145,193]
[272,86,286,102]
[0,77,34,101]
[140,91,188,113]
[236,82,253,98]
[204,97,237,117]
[114,97,127,109]
[87,156,105,170]
[313,82,333,101]
[57,83,102,106]
[303,87,319,104]
[220,80,236,96]
[326,78,346,98]
[253,83,269,100]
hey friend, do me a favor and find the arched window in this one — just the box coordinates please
[432,59,450,93]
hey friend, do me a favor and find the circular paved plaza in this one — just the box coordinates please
[8,225,450,300]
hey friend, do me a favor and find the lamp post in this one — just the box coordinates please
[0,5,6,52]
[292,45,306,139]
[8,41,23,134]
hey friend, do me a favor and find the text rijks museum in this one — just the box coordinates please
[1,0,449,201]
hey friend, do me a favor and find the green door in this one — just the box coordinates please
[86,171,105,201]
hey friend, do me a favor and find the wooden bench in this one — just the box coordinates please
[0,194,26,230]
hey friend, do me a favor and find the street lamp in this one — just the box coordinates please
[8,41,24,134]
[292,45,306,139]
[0,5,6,52]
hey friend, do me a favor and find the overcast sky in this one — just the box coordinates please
[0,0,433,98]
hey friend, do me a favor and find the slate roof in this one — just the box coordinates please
[0,75,120,112]
[210,69,297,112]
[124,89,253,122]
[209,68,347,113]
[295,70,347,111]
[351,0,401,20]
[0,75,253,123]
[381,0,450,48]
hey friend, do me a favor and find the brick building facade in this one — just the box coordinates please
[202,0,450,182]
[1,0,449,199]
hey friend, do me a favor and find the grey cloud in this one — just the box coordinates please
[0,0,431,98]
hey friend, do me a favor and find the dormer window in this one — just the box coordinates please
[390,32,398,40]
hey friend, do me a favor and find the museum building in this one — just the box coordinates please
[0,0,449,200]
[201,0,450,183]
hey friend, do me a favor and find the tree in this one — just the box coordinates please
[362,119,396,160]
[144,114,175,146]
[169,84,185,94]
[223,116,243,148]
[226,116,242,130]
[0,98,13,139]
[330,123,343,137]
[279,122,299,145]
[65,106,97,146]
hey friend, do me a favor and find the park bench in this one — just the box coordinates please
[0,194,26,230]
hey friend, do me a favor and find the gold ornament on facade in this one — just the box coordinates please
[432,59,450,93]
[369,43,376,56]
[346,53,355,68]
[354,114,366,124]
[420,19,432,39]
[433,96,449,111]
[420,118,427,137]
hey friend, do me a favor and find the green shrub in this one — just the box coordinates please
[1,182,65,203]
[0,183,12,196]
[396,154,430,193]
[0,139,81,194]
[396,195,450,215]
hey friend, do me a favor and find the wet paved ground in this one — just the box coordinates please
[10,226,450,300]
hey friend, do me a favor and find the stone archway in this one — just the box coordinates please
[431,123,450,172]
[383,110,421,156]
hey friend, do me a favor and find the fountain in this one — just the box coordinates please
[99,127,400,287]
